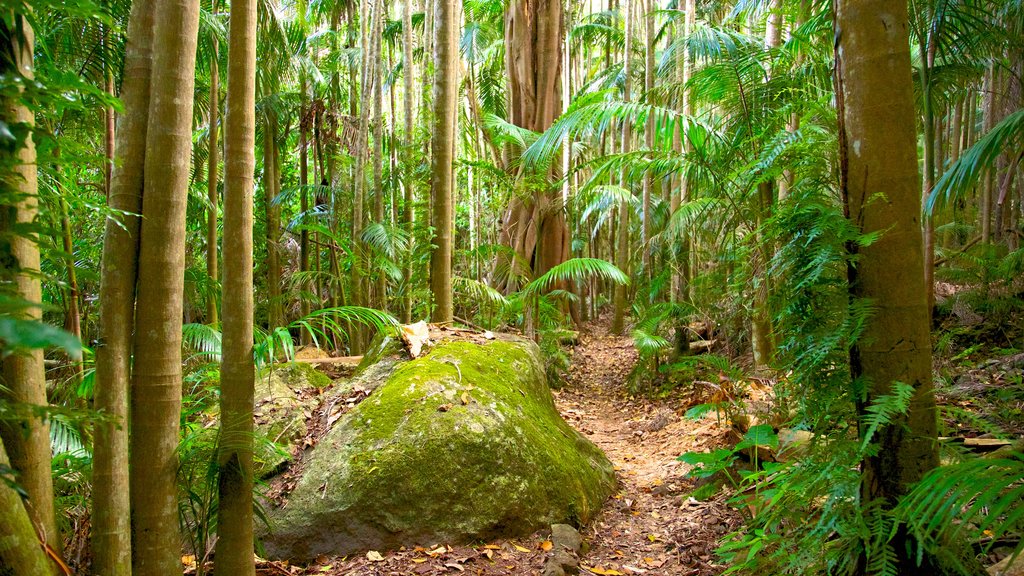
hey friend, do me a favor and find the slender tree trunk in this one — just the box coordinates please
[373,33,386,312]
[834,2,940,572]
[299,75,312,345]
[641,0,654,279]
[0,14,61,562]
[130,0,200,573]
[92,0,156,572]
[402,0,416,323]
[612,0,633,335]
[429,0,459,323]
[265,114,284,329]
[215,0,257,568]
[207,14,220,326]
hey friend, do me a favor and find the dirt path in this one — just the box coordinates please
[554,320,740,576]
[254,321,738,576]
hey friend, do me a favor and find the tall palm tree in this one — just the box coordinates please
[0,11,62,560]
[835,0,940,571]
[130,0,201,573]
[215,0,257,569]
[93,0,156,570]
[430,0,460,322]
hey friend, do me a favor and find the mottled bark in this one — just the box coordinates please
[0,14,61,561]
[612,0,633,335]
[429,0,459,322]
[130,0,200,573]
[834,2,940,570]
[215,0,257,568]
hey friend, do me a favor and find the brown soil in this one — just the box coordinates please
[253,319,739,576]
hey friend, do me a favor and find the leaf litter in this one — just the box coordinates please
[255,317,739,575]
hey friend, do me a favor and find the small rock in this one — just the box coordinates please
[989,554,1024,576]
[551,523,583,553]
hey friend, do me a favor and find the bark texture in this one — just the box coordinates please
[834,2,940,570]
[0,14,61,559]
[92,0,155,572]
[0,439,52,575]
[499,0,568,290]
[129,0,200,573]
[429,0,459,322]
[215,0,257,569]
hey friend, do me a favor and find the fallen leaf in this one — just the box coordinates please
[181,555,196,567]
[581,565,625,575]
[412,558,429,564]
[461,392,470,405]
[513,545,530,553]
[444,562,465,571]
[366,550,385,562]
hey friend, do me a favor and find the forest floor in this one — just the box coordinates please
[255,318,740,576]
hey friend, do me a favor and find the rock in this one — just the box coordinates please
[544,523,584,576]
[989,554,1024,576]
[253,362,333,477]
[261,336,616,561]
[550,523,583,554]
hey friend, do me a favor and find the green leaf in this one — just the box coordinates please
[0,317,82,359]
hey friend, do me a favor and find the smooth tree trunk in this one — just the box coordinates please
[207,14,220,326]
[612,0,633,335]
[429,0,459,323]
[265,113,284,329]
[214,0,257,569]
[92,0,156,572]
[641,0,654,278]
[299,75,312,345]
[834,1,940,571]
[402,0,416,323]
[129,0,200,573]
[0,13,61,560]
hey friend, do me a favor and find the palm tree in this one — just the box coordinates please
[130,0,201,573]
[835,0,940,571]
[93,0,156,570]
[0,11,62,561]
[429,0,459,322]
[215,0,257,570]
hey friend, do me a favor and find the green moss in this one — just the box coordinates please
[259,361,332,390]
[262,337,616,561]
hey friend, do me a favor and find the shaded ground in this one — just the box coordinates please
[249,318,737,576]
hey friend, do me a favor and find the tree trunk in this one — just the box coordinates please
[0,13,61,561]
[0,438,52,575]
[215,0,257,568]
[612,0,632,335]
[265,113,284,329]
[641,0,654,279]
[130,0,200,573]
[92,0,155,572]
[372,31,387,312]
[834,2,940,571]
[402,0,416,323]
[299,75,312,345]
[429,0,459,323]
[500,0,568,291]
[207,14,220,326]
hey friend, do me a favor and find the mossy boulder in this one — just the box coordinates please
[261,336,615,561]
[254,362,333,477]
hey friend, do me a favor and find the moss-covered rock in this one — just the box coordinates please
[261,336,615,561]
[254,362,333,477]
